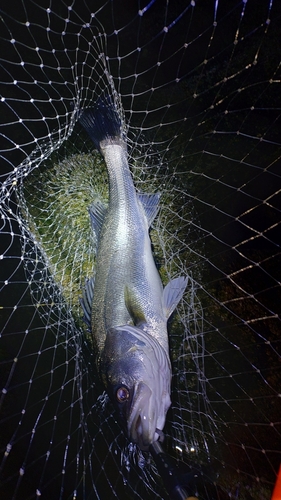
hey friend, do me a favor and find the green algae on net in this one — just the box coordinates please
[20,148,107,333]
[19,135,198,345]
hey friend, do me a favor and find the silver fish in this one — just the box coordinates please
[79,98,187,450]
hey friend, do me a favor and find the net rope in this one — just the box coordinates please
[0,1,280,499]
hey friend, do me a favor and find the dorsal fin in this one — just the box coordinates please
[89,200,107,239]
[137,192,160,227]
[163,276,188,319]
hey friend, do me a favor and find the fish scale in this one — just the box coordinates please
[94,142,165,350]
[79,98,187,449]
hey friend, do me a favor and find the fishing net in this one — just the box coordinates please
[0,1,280,498]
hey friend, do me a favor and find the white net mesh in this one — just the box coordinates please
[0,1,280,499]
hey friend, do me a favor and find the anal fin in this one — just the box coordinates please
[89,200,107,239]
[80,276,95,329]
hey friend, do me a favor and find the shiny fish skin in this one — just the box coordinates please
[79,99,187,449]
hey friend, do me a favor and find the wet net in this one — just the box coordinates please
[0,1,280,499]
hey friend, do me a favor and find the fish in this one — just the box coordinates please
[79,97,187,450]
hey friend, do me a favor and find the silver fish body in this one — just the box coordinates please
[79,100,187,449]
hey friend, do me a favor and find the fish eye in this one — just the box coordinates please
[116,386,130,403]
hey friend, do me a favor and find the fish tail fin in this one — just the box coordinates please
[79,96,123,151]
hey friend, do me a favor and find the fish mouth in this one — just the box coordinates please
[127,381,162,450]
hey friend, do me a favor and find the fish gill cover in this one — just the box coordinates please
[0,1,280,499]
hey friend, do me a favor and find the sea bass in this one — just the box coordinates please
[79,98,187,450]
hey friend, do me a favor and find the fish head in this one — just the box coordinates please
[100,325,171,450]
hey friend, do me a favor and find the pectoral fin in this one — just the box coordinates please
[124,285,147,325]
[163,276,188,319]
